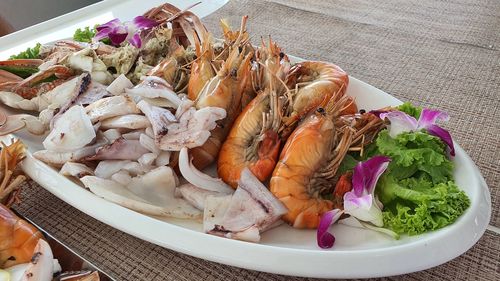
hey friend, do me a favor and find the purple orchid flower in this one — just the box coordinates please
[379,109,455,156]
[94,16,157,48]
[343,156,391,227]
[316,156,392,249]
[317,209,344,249]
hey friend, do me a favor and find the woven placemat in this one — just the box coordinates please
[12,0,500,280]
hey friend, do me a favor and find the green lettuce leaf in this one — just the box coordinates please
[73,25,111,44]
[9,43,42,60]
[397,102,422,119]
[73,26,97,43]
[373,130,453,184]
[377,174,470,235]
[366,128,469,236]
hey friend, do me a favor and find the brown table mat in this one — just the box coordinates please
[13,0,500,280]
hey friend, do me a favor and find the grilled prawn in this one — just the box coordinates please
[0,205,44,268]
[217,38,290,187]
[281,61,351,137]
[188,18,254,170]
[270,96,355,229]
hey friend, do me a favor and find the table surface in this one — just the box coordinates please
[13,0,500,280]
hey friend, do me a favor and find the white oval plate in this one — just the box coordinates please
[8,74,490,278]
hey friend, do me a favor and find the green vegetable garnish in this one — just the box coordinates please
[372,130,453,184]
[369,129,470,235]
[378,175,470,235]
[9,43,42,60]
[73,26,97,43]
[73,25,111,44]
[397,102,422,119]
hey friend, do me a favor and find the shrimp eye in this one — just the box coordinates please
[238,46,243,53]
[316,107,325,114]
[359,109,366,114]
[279,52,285,59]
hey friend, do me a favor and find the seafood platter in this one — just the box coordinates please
[0,1,491,279]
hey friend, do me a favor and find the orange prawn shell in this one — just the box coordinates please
[190,50,254,170]
[286,61,349,120]
[218,92,281,188]
[0,204,44,268]
[270,113,336,228]
[187,34,216,101]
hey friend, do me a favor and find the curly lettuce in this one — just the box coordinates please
[397,102,422,119]
[378,175,470,235]
[73,25,111,45]
[367,127,469,235]
[9,43,41,60]
[373,130,453,184]
[73,26,97,43]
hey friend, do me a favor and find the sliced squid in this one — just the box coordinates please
[74,81,109,106]
[159,105,226,151]
[54,73,91,115]
[138,152,156,166]
[179,183,226,210]
[59,162,94,178]
[102,128,122,142]
[85,138,149,161]
[4,263,29,281]
[139,133,160,154]
[111,170,133,186]
[141,97,178,109]
[122,130,144,140]
[94,160,147,178]
[49,72,92,128]
[205,168,288,242]
[106,74,133,95]
[42,105,95,152]
[136,100,176,144]
[125,76,181,107]
[34,135,108,165]
[100,114,150,130]
[81,166,202,219]
[179,147,233,194]
[174,98,195,119]
[155,150,171,166]
[203,195,232,233]
[85,96,140,123]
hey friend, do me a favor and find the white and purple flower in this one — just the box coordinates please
[343,156,391,227]
[93,16,157,48]
[379,109,455,156]
[317,156,396,249]
[316,208,343,249]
